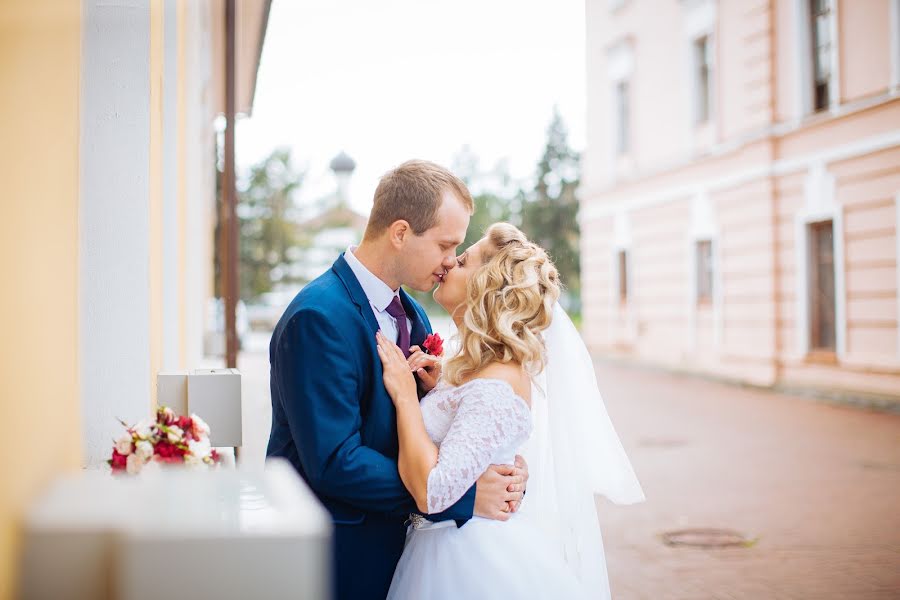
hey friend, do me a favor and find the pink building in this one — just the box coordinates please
[581,0,900,406]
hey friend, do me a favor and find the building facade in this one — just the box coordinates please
[0,1,269,595]
[581,0,900,405]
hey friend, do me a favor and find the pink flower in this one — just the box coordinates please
[190,414,211,438]
[157,406,176,426]
[126,453,144,475]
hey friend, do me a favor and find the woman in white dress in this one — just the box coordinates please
[376,223,644,599]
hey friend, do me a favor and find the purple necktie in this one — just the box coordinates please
[385,295,411,358]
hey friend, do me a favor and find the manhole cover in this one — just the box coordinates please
[661,528,755,548]
[857,460,900,472]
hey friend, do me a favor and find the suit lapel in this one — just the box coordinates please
[333,254,431,347]
[332,253,381,334]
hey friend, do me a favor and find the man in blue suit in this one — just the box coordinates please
[267,160,527,600]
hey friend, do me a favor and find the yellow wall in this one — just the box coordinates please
[0,2,83,598]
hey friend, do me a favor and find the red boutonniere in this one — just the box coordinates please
[423,333,444,357]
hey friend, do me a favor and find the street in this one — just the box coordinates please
[237,337,900,599]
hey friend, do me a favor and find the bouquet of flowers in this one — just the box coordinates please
[109,406,221,474]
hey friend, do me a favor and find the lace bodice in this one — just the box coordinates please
[420,378,532,514]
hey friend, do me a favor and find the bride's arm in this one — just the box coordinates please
[376,332,438,512]
[377,332,530,515]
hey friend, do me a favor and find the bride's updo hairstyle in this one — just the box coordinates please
[443,222,561,386]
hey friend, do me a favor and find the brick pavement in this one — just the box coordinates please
[593,360,900,600]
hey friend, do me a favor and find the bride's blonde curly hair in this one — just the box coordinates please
[443,222,561,386]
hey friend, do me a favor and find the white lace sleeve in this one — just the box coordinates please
[426,380,532,514]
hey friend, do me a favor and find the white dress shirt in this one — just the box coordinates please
[344,245,412,346]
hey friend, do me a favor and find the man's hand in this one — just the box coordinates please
[508,454,529,513]
[473,464,524,521]
[407,345,441,392]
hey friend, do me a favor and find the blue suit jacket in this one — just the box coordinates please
[267,253,476,600]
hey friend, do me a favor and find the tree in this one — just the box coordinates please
[462,191,516,250]
[216,148,304,302]
[520,107,581,309]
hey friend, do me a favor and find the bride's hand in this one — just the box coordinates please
[376,331,418,405]
[407,345,441,392]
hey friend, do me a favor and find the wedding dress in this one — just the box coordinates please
[387,304,644,599]
[386,377,591,599]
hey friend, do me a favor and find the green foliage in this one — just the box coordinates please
[520,107,581,309]
[408,110,582,317]
[240,148,305,301]
[462,191,517,250]
[216,148,305,302]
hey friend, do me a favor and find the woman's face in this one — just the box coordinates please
[433,238,488,318]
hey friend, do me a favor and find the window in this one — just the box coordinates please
[617,249,629,301]
[810,0,834,111]
[614,80,630,155]
[693,35,713,124]
[696,240,713,303]
[808,220,836,351]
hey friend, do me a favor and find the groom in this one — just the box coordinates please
[267,160,528,600]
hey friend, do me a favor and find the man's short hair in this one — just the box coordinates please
[364,160,474,239]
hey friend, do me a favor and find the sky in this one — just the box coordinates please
[237,0,586,216]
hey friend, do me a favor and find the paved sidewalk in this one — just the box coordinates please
[593,360,900,600]
[237,338,899,599]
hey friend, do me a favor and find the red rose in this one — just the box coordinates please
[177,416,194,439]
[154,440,177,459]
[109,449,128,471]
[423,333,444,357]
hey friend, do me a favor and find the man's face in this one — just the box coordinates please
[398,189,471,292]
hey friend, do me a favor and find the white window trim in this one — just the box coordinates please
[607,40,634,178]
[794,163,846,359]
[682,0,717,152]
[794,0,841,118]
[686,191,722,351]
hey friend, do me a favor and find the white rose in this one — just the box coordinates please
[134,420,153,440]
[190,414,211,438]
[115,434,133,456]
[135,440,153,461]
[167,425,184,443]
[126,453,144,475]
[188,437,211,460]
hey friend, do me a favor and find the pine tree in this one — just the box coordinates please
[520,107,581,309]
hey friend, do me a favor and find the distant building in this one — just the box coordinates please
[289,152,368,282]
[581,0,900,405]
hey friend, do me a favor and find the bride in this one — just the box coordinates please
[376,223,644,599]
